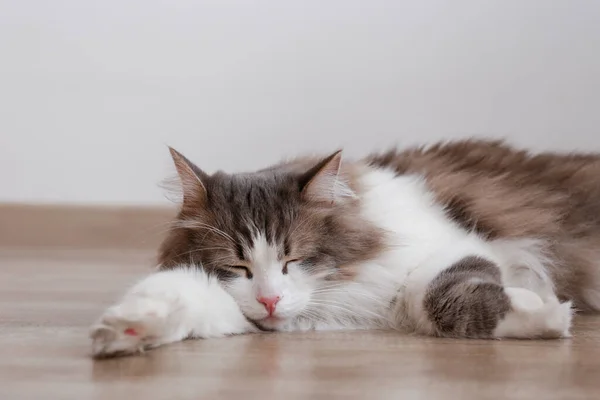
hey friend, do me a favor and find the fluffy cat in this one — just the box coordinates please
[90,140,600,357]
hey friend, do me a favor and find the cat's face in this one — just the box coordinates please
[159,149,385,329]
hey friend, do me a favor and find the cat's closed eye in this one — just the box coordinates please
[228,265,253,279]
[282,259,300,275]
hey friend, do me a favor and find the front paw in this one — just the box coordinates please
[90,294,183,358]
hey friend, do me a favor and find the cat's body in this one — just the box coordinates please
[90,140,600,357]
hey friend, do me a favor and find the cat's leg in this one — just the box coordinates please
[89,266,255,358]
[402,247,572,339]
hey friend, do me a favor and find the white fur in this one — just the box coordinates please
[90,267,254,357]
[91,166,573,356]
[494,288,572,338]
[490,238,557,301]
[224,234,311,329]
[357,169,571,337]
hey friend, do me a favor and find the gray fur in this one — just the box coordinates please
[423,256,511,338]
[159,152,386,282]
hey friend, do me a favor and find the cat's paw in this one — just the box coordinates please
[90,294,184,358]
[494,287,573,339]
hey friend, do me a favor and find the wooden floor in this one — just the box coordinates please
[1,248,599,400]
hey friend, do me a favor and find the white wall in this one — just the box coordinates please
[1,0,599,205]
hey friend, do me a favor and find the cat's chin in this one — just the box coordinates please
[252,315,287,331]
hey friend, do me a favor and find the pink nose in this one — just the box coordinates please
[257,296,281,315]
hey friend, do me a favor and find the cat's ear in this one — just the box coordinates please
[168,147,209,206]
[299,150,356,204]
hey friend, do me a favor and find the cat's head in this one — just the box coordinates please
[158,148,385,329]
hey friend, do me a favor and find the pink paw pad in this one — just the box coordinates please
[123,328,138,336]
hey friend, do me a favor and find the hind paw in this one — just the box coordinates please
[494,288,572,339]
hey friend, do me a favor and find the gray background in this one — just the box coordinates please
[1,0,599,204]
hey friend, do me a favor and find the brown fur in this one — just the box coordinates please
[158,150,386,282]
[367,139,600,310]
[159,139,600,311]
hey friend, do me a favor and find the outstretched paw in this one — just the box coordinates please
[90,295,183,358]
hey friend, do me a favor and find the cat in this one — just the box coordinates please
[89,139,600,358]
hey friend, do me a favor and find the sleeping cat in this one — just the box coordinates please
[90,140,600,357]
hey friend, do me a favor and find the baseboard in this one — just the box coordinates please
[0,203,177,251]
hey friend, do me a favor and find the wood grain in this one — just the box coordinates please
[0,248,599,400]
